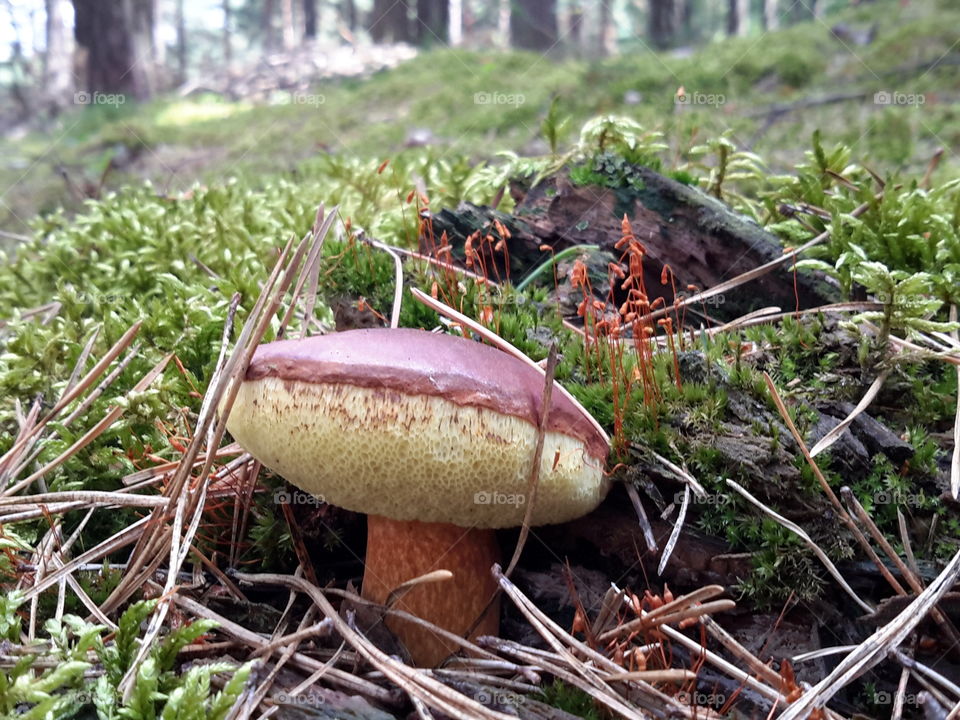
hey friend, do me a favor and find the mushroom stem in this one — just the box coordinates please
[362,514,501,666]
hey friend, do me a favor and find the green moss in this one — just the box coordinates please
[540,680,608,720]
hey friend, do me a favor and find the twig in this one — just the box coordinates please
[233,572,516,720]
[624,481,657,553]
[810,370,890,457]
[658,484,689,575]
[0,321,143,481]
[778,548,960,720]
[841,487,960,648]
[505,344,556,577]
[726,479,872,613]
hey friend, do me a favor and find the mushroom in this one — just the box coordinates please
[225,327,610,666]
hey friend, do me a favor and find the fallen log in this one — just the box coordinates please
[427,167,837,322]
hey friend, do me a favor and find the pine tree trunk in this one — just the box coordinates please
[510,0,557,51]
[727,0,749,36]
[596,0,611,57]
[764,0,779,30]
[415,0,448,44]
[341,0,357,32]
[449,0,462,45]
[369,0,411,42]
[263,0,277,50]
[43,0,74,108]
[567,5,583,55]
[130,0,157,93]
[281,0,296,48]
[72,0,149,97]
[304,0,317,38]
[648,0,676,49]
[497,0,510,48]
[221,0,231,67]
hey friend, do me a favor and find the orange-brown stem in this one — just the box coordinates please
[362,515,500,666]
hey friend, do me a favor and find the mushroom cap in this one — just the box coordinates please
[226,328,610,528]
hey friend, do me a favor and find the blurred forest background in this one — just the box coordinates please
[5,0,859,104]
[0,0,956,239]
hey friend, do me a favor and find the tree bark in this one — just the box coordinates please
[304,0,317,38]
[72,0,149,98]
[281,0,296,48]
[340,0,357,32]
[369,0,411,42]
[647,0,676,49]
[567,4,583,56]
[727,0,749,36]
[497,0,510,48]
[176,0,188,81]
[676,0,691,42]
[415,0,448,44]
[263,0,277,50]
[43,0,74,108]
[510,0,557,51]
[221,0,230,67]
[763,0,779,30]
[595,0,612,57]
[449,0,462,45]
[129,0,157,93]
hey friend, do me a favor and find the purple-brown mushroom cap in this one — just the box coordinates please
[226,328,610,528]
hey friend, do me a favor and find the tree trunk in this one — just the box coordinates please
[340,0,357,32]
[369,0,411,42]
[263,0,277,50]
[497,0,510,48]
[72,0,149,98]
[221,0,231,67]
[415,0,448,44]
[281,0,296,48]
[129,0,157,93]
[304,0,317,38]
[567,4,583,56]
[764,0,779,30]
[675,0,691,42]
[595,0,611,57]
[449,0,462,45]
[727,0,748,36]
[647,0,676,49]
[510,0,557,51]
[176,0,188,81]
[43,0,74,109]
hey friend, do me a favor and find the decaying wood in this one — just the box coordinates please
[427,167,837,321]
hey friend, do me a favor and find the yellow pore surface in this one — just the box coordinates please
[227,376,610,528]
